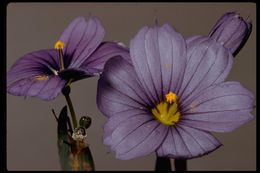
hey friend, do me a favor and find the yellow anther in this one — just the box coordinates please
[166,92,177,104]
[34,75,49,81]
[54,40,65,49]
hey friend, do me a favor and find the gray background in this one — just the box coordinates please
[7,3,256,171]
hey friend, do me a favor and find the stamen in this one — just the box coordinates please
[54,40,65,71]
[151,91,181,126]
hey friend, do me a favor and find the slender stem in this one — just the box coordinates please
[155,156,171,171]
[64,94,77,129]
[62,86,78,129]
[174,159,187,171]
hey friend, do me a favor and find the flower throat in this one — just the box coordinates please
[151,92,181,126]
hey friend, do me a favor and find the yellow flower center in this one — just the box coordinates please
[151,92,181,126]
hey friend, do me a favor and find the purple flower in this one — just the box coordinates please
[97,23,254,160]
[7,16,129,100]
[209,12,252,56]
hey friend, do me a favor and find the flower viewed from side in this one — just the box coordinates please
[7,16,129,100]
[97,23,255,160]
[209,11,252,56]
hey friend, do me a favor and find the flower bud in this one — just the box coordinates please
[79,116,92,129]
[209,12,252,56]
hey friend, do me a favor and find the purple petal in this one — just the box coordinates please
[186,35,205,44]
[185,36,208,62]
[7,75,66,101]
[209,12,252,55]
[80,41,130,73]
[180,81,254,132]
[105,113,168,160]
[178,37,233,104]
[103,109,149,146]
[156,127,188,159]
[7,49,60,84]
[130,24,186,103]
[156,125,221,159]
[97,56,169,160]
[97,56,155,118]
[59,16,105,68]
[7,49,66,100]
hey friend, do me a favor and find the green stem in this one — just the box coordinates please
[62,85,77,129]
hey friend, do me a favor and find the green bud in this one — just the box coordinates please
[79,116,91,129]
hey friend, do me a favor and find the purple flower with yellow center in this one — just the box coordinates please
[7,16,129,100]
[97,23,254,160]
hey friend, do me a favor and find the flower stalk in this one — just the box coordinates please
[155,156,187,171]
[174,159,187,171]
[155,156,171,171]
[62,85,78,129]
